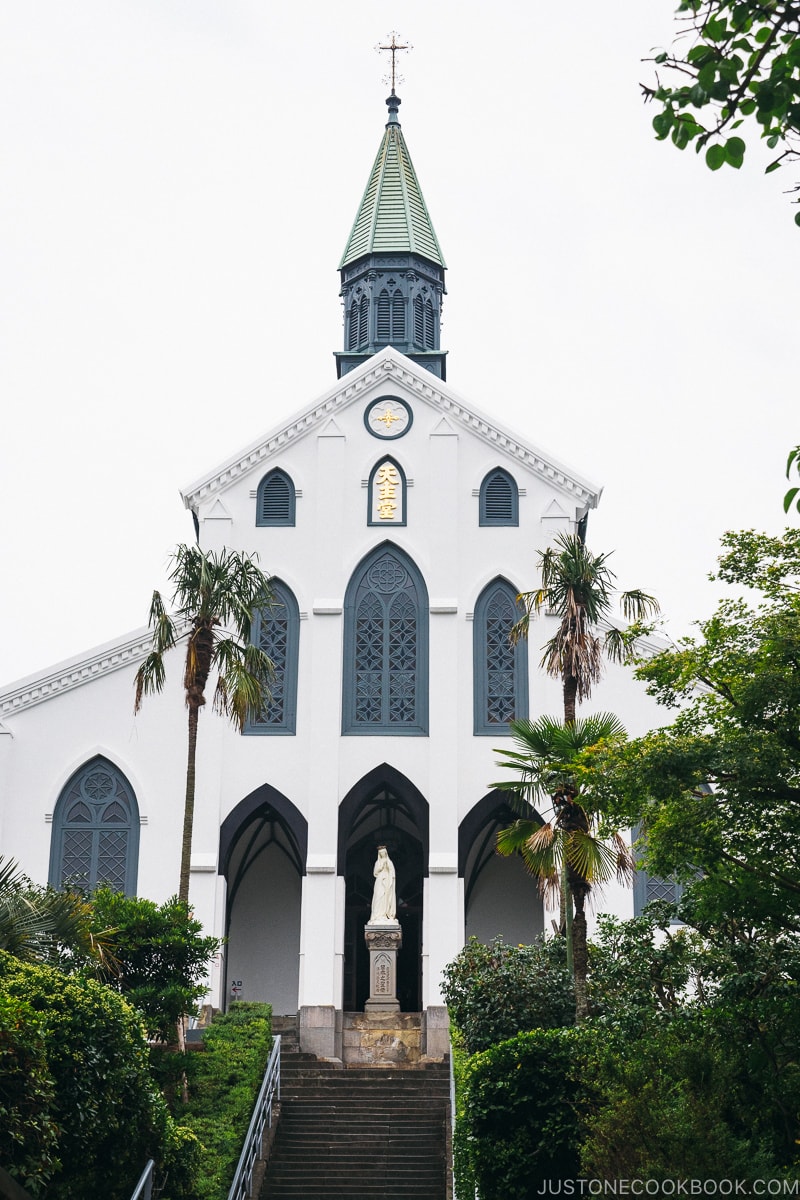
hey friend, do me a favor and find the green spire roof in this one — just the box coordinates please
[339,94,446,270]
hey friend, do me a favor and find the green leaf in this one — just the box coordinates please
[724,136,746,167]
[654,51,668,65]
[765,158,783,174]
[783,486,800,513]
[754,26,771,44]
[705,143,726,170]
[794,211,800,227]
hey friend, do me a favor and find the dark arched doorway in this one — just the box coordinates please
[219,784,307,1015]
[339,765,429,1012]
[459,791,545,944]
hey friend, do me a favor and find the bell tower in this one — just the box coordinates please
[335,90,447,380]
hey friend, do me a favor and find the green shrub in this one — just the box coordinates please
[90,888,221,1041]
[0,951,199,1200]
[460,1027,597,1199]
[0,991,59,1196]
[579,1019,781,1181]
[441,935,573,1053]
[179,1002,273,1200]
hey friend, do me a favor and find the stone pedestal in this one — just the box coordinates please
[364,921,402,1012]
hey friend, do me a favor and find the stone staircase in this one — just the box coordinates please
[261,1017,450,1200]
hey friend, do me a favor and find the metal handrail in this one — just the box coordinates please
[226,1033,281,1200]
[129,1159,154,1200]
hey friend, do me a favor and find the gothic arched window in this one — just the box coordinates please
[256,468,296,527]
[49,757,139,894]
[244,580,300,735]
[343,544,429,734]
[424,298,434,349]
[479,468,519,526]
[473,579,529,734]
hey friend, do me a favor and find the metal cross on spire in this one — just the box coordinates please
[376,31,412,93]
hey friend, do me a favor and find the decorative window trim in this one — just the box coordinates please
[256,468,296,527]
[479,468,519,527]
[49,756,140,895]
[342,543,429,735]
[473,578,529,735]
[244,580,300,735]
[367,456,407,527]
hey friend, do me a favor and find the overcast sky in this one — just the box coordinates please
[1,0,796,687]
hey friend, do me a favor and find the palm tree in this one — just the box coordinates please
[134,544,274,904]
[493,714,635,1022]
[0,856,113,968]
[511,532,660,725]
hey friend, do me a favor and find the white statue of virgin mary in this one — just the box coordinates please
[368,846,397,924]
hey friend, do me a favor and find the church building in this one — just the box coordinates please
[0,88,665,1057]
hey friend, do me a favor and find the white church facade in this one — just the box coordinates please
[0,91,665,1055]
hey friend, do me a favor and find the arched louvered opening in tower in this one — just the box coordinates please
[348,301,359,351]
[377,290,390,341]
[479,469,519,526]
[413,295,423,347]
[392,289,405,340]
[257,469,296,527]
[359,296,369,346]
[424,298,434,349]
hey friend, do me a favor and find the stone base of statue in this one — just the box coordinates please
[364,921,402,1013]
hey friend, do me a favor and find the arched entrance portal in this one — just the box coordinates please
[459,792,544,944]
[338,765,429,1012]
[219,785,307,1015]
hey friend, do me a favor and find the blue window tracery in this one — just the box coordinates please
[343,545,428,734]
[244,580,299,735]
[49,756,139,894]
[474,579,528,734]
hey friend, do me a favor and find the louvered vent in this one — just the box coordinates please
[392,290,405,339]
[424,298,434,349]
[359,296,369,345]
[480,470,518,525]
[377,290,390,340]
[348,301,359,350]
[258,470,294,526]
[414,295,423,345]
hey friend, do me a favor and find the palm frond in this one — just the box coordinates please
[620,589,660,622]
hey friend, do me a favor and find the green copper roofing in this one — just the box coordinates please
[339,94,446,270]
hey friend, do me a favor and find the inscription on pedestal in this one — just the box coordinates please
[364,922,402,1013]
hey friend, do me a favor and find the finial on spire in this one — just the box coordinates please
[376,31,412,94]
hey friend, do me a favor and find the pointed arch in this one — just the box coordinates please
[244,579,300,734]
[473,577,529,734]
[338,764,429,1011]
[256,468,296,527]
[459,791,544,944]
[342,543,429,734]
[219,783,307,1014]
[479,468,519,526]
[49,756,140,895]
[377,289,390,340]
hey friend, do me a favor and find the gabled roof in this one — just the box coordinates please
[339,94,445,270]
[181,346,601,514]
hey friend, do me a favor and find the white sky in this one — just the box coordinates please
[1,1,797,687]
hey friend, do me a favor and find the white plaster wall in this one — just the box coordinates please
[0,353,669,1012]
